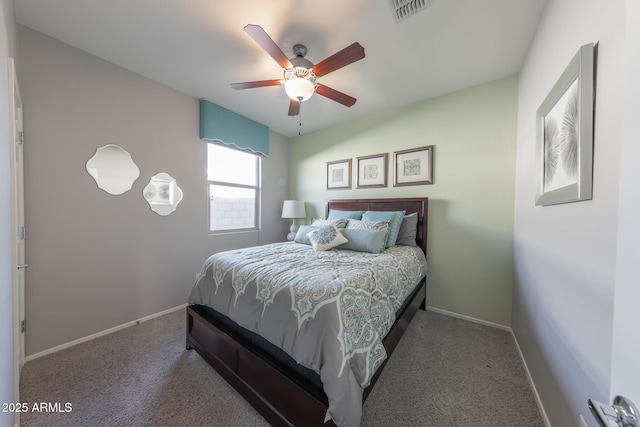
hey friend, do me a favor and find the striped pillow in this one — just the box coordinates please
[346,219,390,234]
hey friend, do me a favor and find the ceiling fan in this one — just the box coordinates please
[230,24,365,116]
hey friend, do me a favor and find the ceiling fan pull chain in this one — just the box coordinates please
[298,97,303,135]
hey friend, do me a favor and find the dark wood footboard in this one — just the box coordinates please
[186,279,426,427]
[187,305,330,426]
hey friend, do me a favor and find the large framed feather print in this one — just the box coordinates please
[535,43,595,206]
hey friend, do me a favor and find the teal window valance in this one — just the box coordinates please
[199,99,269,157]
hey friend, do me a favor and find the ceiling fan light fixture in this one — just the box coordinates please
[283,67,317,101]
[232,26,364,115]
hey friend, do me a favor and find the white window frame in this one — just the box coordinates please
[207,143,261,233]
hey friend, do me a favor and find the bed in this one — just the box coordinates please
[186,197,428,426]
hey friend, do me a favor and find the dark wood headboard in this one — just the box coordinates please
[326,198,428,256]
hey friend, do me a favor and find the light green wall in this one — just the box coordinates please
[290,76,518,327]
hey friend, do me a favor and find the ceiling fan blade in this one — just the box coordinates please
[316,85,357,107]
[288,99,301,116]
[230,79,283,90]
[244,24,292,69]
[312,42,365,77]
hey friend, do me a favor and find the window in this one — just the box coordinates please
[208,143,260,232]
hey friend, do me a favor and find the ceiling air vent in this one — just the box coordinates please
[390,0,432,22]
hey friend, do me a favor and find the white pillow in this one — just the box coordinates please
[306,224,348,252]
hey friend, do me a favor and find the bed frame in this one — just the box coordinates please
[186,197,428,426]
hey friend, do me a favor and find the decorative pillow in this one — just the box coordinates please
[395,212,418,247]
[346,219,390,235]
[327,210,364,220]
[311,218,348,229]
[306,224,348,252]
[361,210,405,248]
[294,225,320,245]
[336,229,387,254]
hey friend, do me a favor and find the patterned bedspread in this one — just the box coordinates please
[188,242,428,427]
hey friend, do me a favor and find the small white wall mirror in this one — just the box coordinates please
[86,144,140,195]
[143,172,183,216]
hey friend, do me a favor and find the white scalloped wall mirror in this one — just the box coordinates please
[86,144,140,195]
[143,172,183,216]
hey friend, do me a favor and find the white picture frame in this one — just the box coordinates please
[535,43,595,206]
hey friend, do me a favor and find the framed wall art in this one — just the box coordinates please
[357,153,388,188]
[535,42,595,206]
[393,146,433,186]
[326,159,352,190]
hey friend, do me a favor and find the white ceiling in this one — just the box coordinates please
[14,0,547,137]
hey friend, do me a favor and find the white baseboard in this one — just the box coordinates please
[26,302,551,426]
[510,331,552,427]
[425,305,551,427]
[25,304,187,362]
[425,305,511,331]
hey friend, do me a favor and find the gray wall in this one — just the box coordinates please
[19,27,290,356]
[0,1,17,425]
[290,77,518,328]
[513,0,624,425]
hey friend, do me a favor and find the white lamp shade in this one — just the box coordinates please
[284,78,315,101]
[281,200,306,218]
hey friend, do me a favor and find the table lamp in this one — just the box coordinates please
[281,200,306,241]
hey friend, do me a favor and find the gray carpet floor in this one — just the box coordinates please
[20,309,545,427]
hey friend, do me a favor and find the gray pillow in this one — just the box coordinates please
[396,212,418,247]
